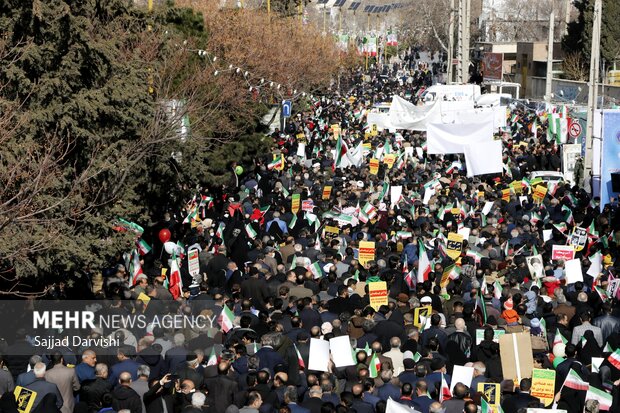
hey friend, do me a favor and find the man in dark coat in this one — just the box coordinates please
[111,372,142,413]
[501,378,541,413]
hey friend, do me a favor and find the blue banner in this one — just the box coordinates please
[600,111,620,210]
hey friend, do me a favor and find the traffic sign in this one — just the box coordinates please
[282,100,292,118]
[569,120,582,138]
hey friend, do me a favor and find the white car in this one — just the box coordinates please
[528,171,565,184]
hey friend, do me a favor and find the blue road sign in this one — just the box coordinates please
[282,100,292,118]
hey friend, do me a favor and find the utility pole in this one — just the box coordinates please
[584,0,602,192]
[456,0,470,83]
[545,7,554,102]
[563,0,571,35]
[447,0,455,84]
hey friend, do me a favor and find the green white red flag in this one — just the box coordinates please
[219,304,235,333]
[369,352,381,378]
[563,368,589,390]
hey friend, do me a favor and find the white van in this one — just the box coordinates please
[419,84,482,105]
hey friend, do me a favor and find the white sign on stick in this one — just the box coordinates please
[308,338,330,372]
[329,335,355,368]
[450,365,474,393]
[564,258,583,284]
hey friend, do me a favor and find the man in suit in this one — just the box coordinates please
[25,362,63,411]
[283,385,310,413]
[44,352,80,413]
[202,362,240,413]
[109,345,141,386]
[383,337,405,375]
[351,383,374,413]
[501,378,541,413]
[571,312,603,347]
[255,332,286,376]
[16,355,40,387]
[413,380,434,413]
[165,333,189,375]
[300,385,324,413]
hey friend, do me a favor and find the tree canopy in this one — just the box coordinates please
[0,0,346,293]
[562,0,620,68]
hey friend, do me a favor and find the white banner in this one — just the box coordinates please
[427,122,494,155]
[388,95,437,131]
[367,112,395,131]
[464,140,503,177]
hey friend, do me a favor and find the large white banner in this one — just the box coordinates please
[427,122,494,154]
[388,95,437,131]
[464,140,503,177]
[367,112,395,131]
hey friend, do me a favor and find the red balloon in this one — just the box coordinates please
[158,229,171,243]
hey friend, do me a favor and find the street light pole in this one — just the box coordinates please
[544,7,554,102]
[584,0,602,192]
[447,0,455,84]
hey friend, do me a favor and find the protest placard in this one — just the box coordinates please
[358,241,375,266]
[551,245,574,261]
[413,305,432,327]
[447,233,463,260]
[369,158,379,175]
[308,338,330,372]
[322,186,332,200]
[530,368,556,407]
[565,258,583,284]
[329,335,355,368]
[291,193,301,214]
[450,365,474,392]
[368,281,388,310]
[499,332,533,382]
[475,329,505,345]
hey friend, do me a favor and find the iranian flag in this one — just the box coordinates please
[267,154,284,170]
[585,387,613,411]
[129,249,144,286]
[219,304,235,333]
[494,280,503,300]
[465,249,482,264]
[595,286,609,302]
[309,262,323,279]
[553,328,568,347]
[136,239,151,256]
[168,254,182,299]
[607,348,620,370]
[439,373,452,402]
[563,368,589,391]
[554,223,568,233]
[215,222,225,239]
[369,352,381,378]
[530,212,542,225]
[417,240,431,283]
[206,347,217,366]
[446,161,462,174]
[362,202,377,220]
[335,134,348,168]
[182,207,198,224]
[588,220,599,239]
[481,398,491,413]
[294,344,305,369]
[245,223,257,239]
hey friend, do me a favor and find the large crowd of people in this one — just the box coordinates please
[1,62,619,413]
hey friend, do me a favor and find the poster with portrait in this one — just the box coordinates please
[569,226,588,252]
[526,255,544,278]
